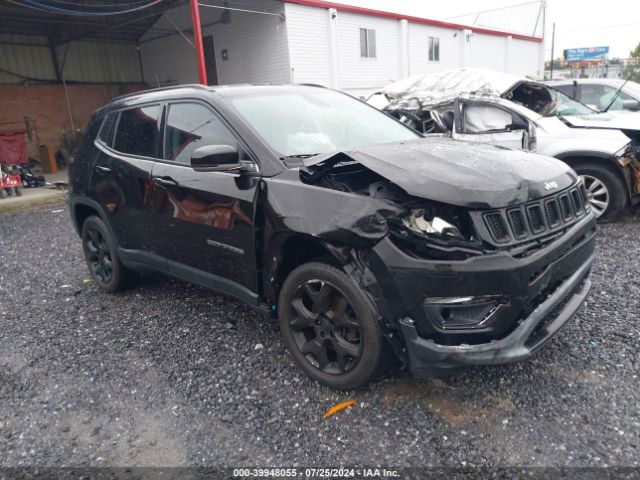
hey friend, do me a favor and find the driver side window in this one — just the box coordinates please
[462,104,525,134]
[164,102,238,164]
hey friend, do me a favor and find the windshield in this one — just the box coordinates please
[623,80,640,99]
[546,88,595,116]
[228,89,420,157]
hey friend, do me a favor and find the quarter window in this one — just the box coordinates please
[164,103,237,164]
[113,105,160,157]
[97,113,117,146]
[428,37,440,62]
[360,28,376,58]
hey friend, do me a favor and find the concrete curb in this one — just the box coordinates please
[0,189,67,215]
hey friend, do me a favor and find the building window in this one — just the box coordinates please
[428,36,440,62]
[360,28,376,58]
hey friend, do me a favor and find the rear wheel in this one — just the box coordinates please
[0,189,6,199]
[278,262,389,390]
[81,216,137,292]
[14,186,22,196]
[573,163,627,222]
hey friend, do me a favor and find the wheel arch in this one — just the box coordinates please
[554,153,632,199]
[70,197,114,239]
[264,233,350,308]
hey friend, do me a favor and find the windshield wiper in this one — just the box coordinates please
[603,67,639,112]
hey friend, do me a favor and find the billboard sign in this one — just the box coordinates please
[564,46,610,63]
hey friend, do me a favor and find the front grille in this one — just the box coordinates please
[507,209,527,239]
[545,199,561,227]
[527,205,545,233]
[485,213,509,241]
[478,183,589,246]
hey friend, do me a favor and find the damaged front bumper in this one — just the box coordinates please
[399,258,591,375]
[366,212,596,375]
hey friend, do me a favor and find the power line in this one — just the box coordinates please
[35,0,153,6]
[5,0,163,16]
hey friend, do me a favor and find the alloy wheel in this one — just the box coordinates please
[581,174,609,218]
[85,227,113,284]
[288,280,363,375]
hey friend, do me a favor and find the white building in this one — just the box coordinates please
[140,0,545,96]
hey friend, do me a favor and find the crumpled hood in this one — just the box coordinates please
[304,138,578,209]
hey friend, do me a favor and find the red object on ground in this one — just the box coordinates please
[190,0,208,85]
[0,130,28,166]
[0,174,23,190]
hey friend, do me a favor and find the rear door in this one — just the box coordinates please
[91,104,161,257]
[453,101,529,150]
[150,100,260,297]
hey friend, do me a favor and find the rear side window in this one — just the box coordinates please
[97,113,117,146]
[113,105,161,158]
[164,102,237,164]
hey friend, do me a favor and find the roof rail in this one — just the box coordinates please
[111,83,211,102]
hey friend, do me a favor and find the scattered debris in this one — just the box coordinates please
[254,343,264,350]
[323,400,357,420]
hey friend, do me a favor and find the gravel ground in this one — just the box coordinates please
[0,207,638,469]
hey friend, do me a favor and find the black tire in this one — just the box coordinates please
[0,189,6,199]
[14,186,22,197]
[6,187,14,196]
[81,215,137,293]
[278,262,389,390]
[572,163,627,222]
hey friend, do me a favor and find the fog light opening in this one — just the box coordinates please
[423,295,506,329]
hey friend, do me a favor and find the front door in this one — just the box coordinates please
[453,101,528,150]
[150,101,259,297]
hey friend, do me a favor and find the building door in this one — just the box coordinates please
[202,35,218,85]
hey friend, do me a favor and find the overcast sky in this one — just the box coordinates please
[336,0,640,59]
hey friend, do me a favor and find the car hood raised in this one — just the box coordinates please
[304,138,578,209]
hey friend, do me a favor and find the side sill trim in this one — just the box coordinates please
[118,248,262,309]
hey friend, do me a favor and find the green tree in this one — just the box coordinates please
[623,42,640,81]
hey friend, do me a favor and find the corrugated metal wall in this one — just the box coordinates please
[0,34,143,83]
[0,34,55,83]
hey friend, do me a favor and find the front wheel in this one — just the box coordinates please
[573,164,627,222]
[278,262,389,390]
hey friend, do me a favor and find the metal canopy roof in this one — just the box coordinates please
[0,0,187,45]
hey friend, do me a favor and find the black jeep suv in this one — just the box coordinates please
[69,84,596,389]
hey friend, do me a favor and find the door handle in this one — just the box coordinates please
[152,177,179,188]
[95,165,111,174]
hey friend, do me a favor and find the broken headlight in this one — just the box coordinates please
[402,209,465,240]
[390,207,482,259]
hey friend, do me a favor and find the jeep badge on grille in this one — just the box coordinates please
[544,181,559,191]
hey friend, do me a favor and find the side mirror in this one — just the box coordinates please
[191,144,238,169]
[622,99,640,111]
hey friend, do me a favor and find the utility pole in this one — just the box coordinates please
[190,0,208,85]
[550,22,556,80]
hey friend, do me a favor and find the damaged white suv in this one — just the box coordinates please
[373,68,640,221]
